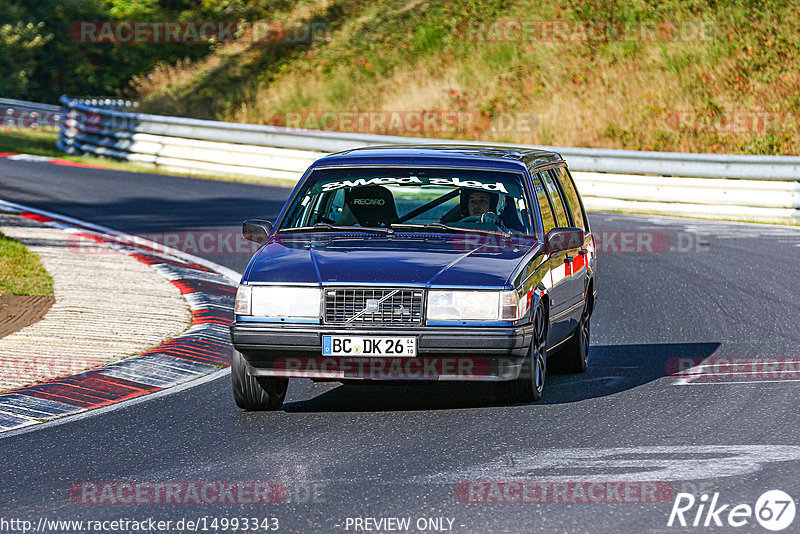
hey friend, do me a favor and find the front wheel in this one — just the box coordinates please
[231,349,288,410]
[495,304,547,403]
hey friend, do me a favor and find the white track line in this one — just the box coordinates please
[675,379,800,385]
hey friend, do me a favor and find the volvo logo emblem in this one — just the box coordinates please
[345,290,400,323]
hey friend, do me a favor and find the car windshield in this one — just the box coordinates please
[279,167,537,236]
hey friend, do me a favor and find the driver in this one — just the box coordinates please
[466,191,494,217]
[462,190,503,227]
[439,188,504,227]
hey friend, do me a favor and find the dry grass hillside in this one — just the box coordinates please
[133,0,800,155]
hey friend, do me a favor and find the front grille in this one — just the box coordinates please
[324,288,423,325]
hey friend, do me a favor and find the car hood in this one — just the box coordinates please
[245,233,540,287]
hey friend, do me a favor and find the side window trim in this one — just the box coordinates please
[536,171,556,224]
[548,167,575,227]
[539,169,569,228]
[534,164,582,227]
[562,167,590,231]
[523,170,545,238]
[532,171,557,235]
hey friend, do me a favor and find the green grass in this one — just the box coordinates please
[0,128,63,158]
[0,231,54,296]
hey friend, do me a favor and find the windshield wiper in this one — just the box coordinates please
[389,223,456,233]
[392,223,511,237]
[278,223,393,234]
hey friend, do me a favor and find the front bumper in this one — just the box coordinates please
[230,323,533,382]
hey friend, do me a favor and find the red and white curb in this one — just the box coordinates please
[0,199,241,433]
[0,152,105,169]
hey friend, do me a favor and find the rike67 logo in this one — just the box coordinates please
[668,490,796,531]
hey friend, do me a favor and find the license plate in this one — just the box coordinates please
[322,336,417,357]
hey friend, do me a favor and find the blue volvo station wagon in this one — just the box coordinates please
[230,145,597,409]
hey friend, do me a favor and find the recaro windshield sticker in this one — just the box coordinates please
[319,176,509,194]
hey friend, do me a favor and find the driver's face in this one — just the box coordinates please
[468,191,492,217]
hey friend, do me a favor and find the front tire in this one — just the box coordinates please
[231,349,288,410]
[495,304,547,403]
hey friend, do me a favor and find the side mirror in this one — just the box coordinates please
[242,219,273,244]
[545,227,584,254]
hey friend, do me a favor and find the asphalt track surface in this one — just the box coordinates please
[1,159,799,533]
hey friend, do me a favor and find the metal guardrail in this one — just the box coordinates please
[0,98,61,113]
[71,97,138,110]
[54,95,800,224]
[0,96,134,130]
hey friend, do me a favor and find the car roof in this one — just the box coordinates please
[310,144,563,171]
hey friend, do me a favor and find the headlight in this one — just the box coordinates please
[235,285,321,318]
[427,290,526,321]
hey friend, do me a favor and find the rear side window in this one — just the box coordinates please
[553,167,587,230]
[532,173,556,234]
[539,170,569,227]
